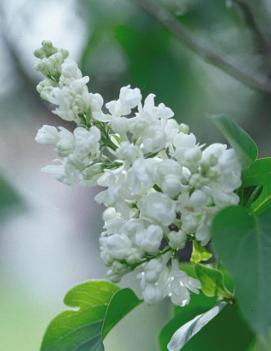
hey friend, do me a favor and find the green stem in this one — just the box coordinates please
[246,185,262,208]
[129,247,172,271]
[233,0,271,58]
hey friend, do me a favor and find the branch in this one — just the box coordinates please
[233,0,271,56]
[133,0,271,95]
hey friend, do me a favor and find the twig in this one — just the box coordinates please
[233,0,271,56]
[133,0,271,95]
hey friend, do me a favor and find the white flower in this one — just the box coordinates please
[81,163,103,185]
[180,211,199,234]
[143,258,164,283]
[156,161,183,198]
[195,219,210,245]
[141,284,164,304]
[35,125,59,144]
[35,44,68,80]
[103,207,118,222]
[51,78,90,122]
[189,190,210,208]
[89,93,105,121]
[124,158,160,197]
[42,164,65,179]
[41,163,76,185]
[174,132,197,150]
[35,42,243,307]
[106,85,142,117]
[168,278,190,306]
[201,143,241,191]
[119,85,142,110]
[36,79,54,101]
[110,116,129,135]
[100,233,132,261]
[139,192,176,226]
[107,261,130,282]
[173,131,202,167]
[103,210,125,235]
[116,142,142,165]
[161,175,182,198]
[56,127,74,156]
[165,119,179,142]
[141,94,173,120]
[35,42,93,125]
[96,167,126,206]
[157,159,182,179]
[125,248,144,264]
[74,126,101,158]
[59,60,83,85]
[138,257,170,304]
[128,115,150,139]
[211,189,239,207]
[179,123,190,134]
[168,230,187,250]
[142,128,167,154]
[138,257,201,306]
[167,261,201,306]
[135,225,163,253]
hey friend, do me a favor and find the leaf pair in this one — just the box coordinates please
[40,281,141,351]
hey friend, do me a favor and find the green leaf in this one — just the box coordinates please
[212,206,271,334]
[179,263,197,279]
[180,305,254,351]
[241,159,271,213]
[242,158,271,187]
[159,293,218,351]
[167,301,227,351]
[251,184,271,215]
[217,264,235,295]
[211,115,258,169]
[40,280,141,351]
[195,264,232,299]
[253,331,271,351]
[160,297,254,350]
[191,241,212,264]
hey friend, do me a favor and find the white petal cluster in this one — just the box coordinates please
[34,41,105,125]
[35,42,242,307]
[35,124,102,185]
[138,257,200,305]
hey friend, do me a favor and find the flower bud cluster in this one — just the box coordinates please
[35,42,241,306]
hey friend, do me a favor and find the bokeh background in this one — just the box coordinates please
[1,0,271,350]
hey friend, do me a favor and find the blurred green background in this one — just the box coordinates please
[1,0,271,350]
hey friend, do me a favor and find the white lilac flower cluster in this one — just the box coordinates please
[34,41,242,306]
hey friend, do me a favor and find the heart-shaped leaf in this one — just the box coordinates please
[212,206,271,334]
[40,280,141,351]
